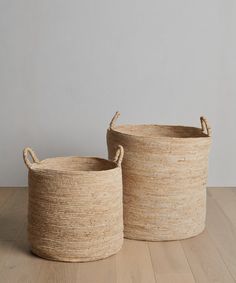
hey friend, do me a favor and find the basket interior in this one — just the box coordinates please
[32,157,117,172]
[113,125,208,138]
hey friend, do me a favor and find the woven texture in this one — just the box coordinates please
[107,112,212,241]
[23,146,124,262]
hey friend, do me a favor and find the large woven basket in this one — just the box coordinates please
[107,112,212,241]
[23,146,124,262]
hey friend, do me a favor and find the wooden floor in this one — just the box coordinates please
[0,188,236,283]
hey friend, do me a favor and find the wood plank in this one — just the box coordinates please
[116,239,156,283]
[0,191,44,283]
[181,230,234,283]
[0,189,27,241]
[209,188,236,227]
[206,193,236,280]
[148,240,194,283]
[36,250,116,283]
[0,217,77,283]
[0,230,44,283]
[77,254,116,283]
[0,240,15,272]
[0,188,15,210]
[35,260,79,283]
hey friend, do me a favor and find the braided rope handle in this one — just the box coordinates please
[23,147,40,169]
[113,145,124,167]
[200,116,212,137]
[109,111,120,130]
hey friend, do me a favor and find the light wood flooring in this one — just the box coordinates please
[0,188,236,283]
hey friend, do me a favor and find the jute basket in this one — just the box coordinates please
[23,146,124,262]
[107,112,212,241]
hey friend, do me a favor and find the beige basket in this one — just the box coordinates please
[23,146,124,262]
[107,112,212,241]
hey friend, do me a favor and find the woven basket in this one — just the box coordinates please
[107,112,212,241]
[23,146,124,262]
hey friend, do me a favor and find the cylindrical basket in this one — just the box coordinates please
[107,112,212,241]
[23,146,124,262]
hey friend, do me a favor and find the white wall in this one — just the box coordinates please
[0,0,235,186]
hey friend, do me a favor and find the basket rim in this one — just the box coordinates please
[29,156,120,174]
[108,124,211,140]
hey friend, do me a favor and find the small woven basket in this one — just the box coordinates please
[107,112,212,241]
[23,146,124,262]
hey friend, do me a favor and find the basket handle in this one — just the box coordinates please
[113,145,124,167]
[200,116,212,137]
[109,111,120,130]
[23,147,40,169]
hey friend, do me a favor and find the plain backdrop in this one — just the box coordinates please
[0,0,235,186]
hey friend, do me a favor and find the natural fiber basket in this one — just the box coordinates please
[23,146,124,262]
[107,112,212,241]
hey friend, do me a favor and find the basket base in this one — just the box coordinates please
[30,246,122,263]
[124,225,205,242]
